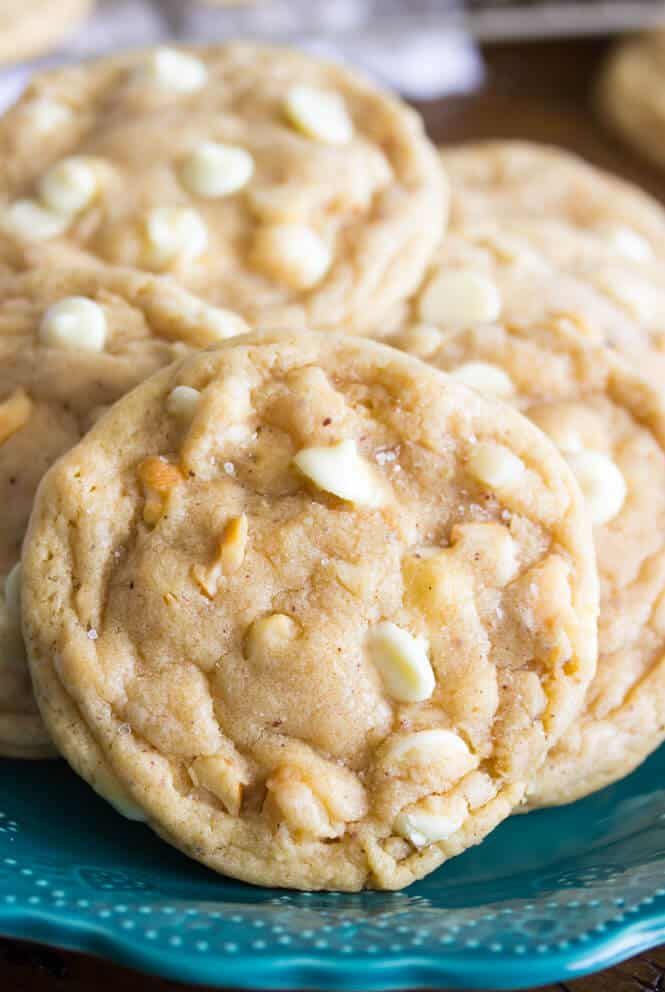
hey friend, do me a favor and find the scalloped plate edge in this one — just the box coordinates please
[1,903,665,989]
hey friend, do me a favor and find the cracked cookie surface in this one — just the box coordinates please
[22,331,597,889]
[0,43,445,334]
[0,264,246,759]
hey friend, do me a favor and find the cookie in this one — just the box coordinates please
[392,220,665,385]
[0,265,248,760]
[418,145,665,385]
[0,43,446,333]
[22,331,597,890]
[442,141,665,260]
[598,33,665,173]
[441,143,665,345]
[395,277,665,807]
[0,0,92,65]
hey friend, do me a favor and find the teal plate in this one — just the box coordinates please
[1,749,665,990]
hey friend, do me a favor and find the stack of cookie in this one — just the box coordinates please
[0,43,663,892]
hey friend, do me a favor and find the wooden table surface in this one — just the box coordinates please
[4,32,665,992]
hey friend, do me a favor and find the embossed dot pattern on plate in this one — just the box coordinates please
[0,752,665,989]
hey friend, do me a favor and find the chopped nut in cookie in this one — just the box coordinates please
[192,514,248,597]
[138,456,183,526]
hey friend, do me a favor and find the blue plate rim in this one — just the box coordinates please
[1,898,664,989]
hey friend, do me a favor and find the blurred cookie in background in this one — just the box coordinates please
[0,0,94,65]
[437,142,665,385]
[442,141,665,257]
[598,31,665,171]
[0,42,445,334]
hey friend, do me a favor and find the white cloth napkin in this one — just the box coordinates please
[0,0,483,108]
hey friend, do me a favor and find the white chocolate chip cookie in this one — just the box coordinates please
[0,43,446,334]
[598,33,665,174]
[393,145,665,387]
[0,265,247,760]
[22,330,597,890]
[442,141,665,259]
[0,0,92,65]
[440,144,665,373]
[397,301,665,807]
[393,218,665,384]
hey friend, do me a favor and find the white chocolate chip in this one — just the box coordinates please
[566,450,626,526]
[166,385,201,421]
[39,157,99,215]
[251,223,331,290]
[1,199,70,241]
[284,85,353,145]
[146,48,208,93]
[39,297,107,352]
[467,442,525,491]
[396,324,443,359]
[24,98,73,133]
[198,304,249,341]
[367,622,435,703]
[418,269,502,328]
[145,207,208,269]
[181,142,254,199]
[192,513,249,597]
[4,562,21,616]
[394,795,467,848]
[450,361,515,399]
[596,224,653,262]
[386,729,476,779]
[293,439,386,506]
[528,407,582,454]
